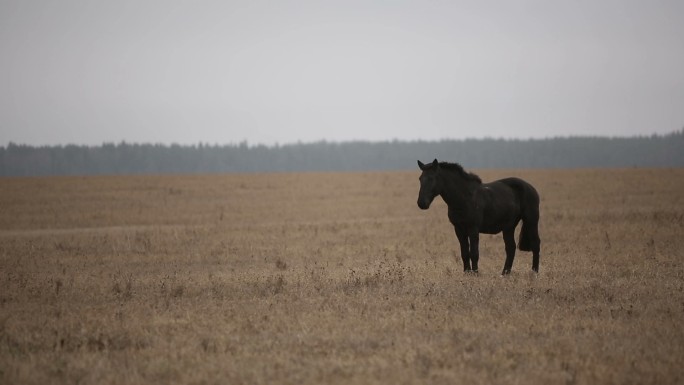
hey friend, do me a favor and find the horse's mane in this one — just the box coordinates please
[439,162,482,184]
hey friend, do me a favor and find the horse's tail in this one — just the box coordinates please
[517,182,540,253]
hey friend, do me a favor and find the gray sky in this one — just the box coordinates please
[1,0,683,146]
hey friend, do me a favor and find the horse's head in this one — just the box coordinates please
[417,159,441,210]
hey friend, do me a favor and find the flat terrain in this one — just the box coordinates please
[1,168,683,384]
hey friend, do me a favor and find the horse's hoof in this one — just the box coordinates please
[501,270,511,276]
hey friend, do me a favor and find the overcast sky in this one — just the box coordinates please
[1,0,683,146]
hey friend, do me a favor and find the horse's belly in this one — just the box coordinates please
[479,224,504,234]
[479,210,519,234]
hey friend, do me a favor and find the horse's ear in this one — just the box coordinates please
[432,159,439,169]
[417,160,426,170]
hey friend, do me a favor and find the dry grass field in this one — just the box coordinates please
[1,168,683,384]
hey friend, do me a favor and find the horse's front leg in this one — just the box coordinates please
[454,227,471,272]
[468,231,480,272]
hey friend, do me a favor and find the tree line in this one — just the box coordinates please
[1,131,682,176]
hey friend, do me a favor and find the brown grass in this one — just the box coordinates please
[1,169,683,384]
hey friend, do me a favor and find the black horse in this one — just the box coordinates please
[417,159,540,274]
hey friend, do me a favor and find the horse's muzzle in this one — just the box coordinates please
[417,199,430,210]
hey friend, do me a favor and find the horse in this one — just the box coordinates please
[417,159,540,275]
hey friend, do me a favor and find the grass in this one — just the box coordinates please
[1,169,683,384]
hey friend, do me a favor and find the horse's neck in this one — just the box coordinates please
[440,173,478,207]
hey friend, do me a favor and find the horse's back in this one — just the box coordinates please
[494,177,539,206]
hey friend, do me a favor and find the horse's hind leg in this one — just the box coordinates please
[519,213,541,273]
[532,238,540,273]
[527,221,541,272]
[502,228,516,275]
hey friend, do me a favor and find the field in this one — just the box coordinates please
[1,168,683,384]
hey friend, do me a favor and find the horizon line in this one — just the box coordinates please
[2,129,682,149]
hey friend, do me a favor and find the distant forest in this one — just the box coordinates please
[1,131,683,176]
